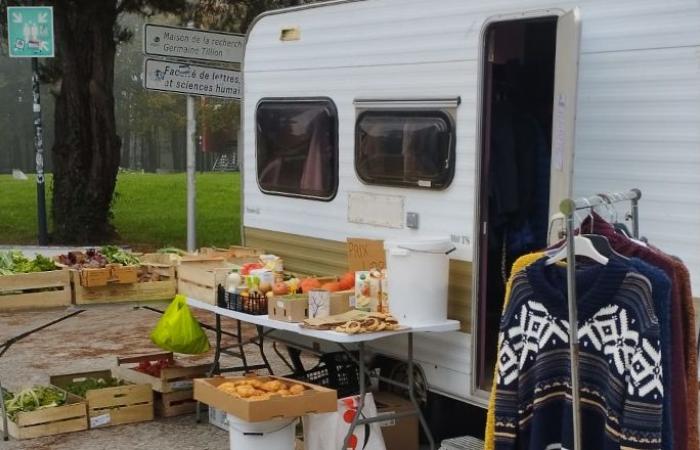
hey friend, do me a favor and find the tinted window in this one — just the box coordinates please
[256,99,338,199]
[355,111,455,189]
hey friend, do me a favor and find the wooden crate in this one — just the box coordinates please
[79,268,111,287]
[177,260,237,305]
[0,270,72,312]
[50,369,153,429]
[155,390,197,417]
[114,352,210,394]
[73,266,176,305]
[200,245,264,259]
[110,265,139,284]
[0,391,87,440]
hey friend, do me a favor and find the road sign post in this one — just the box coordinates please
[7,6,54,245]
[142,23,244,252]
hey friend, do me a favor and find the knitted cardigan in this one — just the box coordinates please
[494,257,663,450]
[485,252,544,450]
[629,259,673,450]
[583,213,697,450]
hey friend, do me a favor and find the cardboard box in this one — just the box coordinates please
[209,405,229,431]
[269,295,308,322]
[374,392,419,450]
[330,290,353,315]
[194,375,337,422]
[50,369,153,429]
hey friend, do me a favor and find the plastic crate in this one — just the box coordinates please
[287,352,362,398]
[217,285,268,315]
[440,436,484,450]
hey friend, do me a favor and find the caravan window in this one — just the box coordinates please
[256,98,338,200]
[355,111,455,189]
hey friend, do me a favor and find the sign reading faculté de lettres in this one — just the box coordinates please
[6,6,54,58]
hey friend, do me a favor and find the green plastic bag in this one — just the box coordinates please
[150,295,210,354]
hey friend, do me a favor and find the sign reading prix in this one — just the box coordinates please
[144,24,244,64]
[6,6,54,58]
[143,59,242,99]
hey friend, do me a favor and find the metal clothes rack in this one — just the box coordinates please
[558,188,641,450]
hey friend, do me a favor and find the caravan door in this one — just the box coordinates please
[472,8,583,396]
[548,8,582,220]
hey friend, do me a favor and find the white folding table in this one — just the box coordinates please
[187,297,460,450]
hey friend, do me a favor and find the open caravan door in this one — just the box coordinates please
[548,8,582,223]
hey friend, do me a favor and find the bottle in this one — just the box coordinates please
[225,271,241,293]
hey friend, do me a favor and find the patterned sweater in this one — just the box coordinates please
[494,257,663,450]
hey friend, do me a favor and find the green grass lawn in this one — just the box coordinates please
[0,172,241,249]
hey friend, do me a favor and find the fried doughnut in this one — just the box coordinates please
[277,389,290,396]
[261,380,283,392]
[289,384,306,395]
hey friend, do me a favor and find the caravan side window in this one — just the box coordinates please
[256,98,338,200]
[355,111,455,189]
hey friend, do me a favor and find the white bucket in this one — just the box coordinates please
[227,415,297,450]
[384,237,455,326]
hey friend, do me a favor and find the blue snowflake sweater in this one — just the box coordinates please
[494,257,663,450]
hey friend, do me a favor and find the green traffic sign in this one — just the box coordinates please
[6,6,54,58]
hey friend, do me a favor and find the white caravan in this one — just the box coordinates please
[240,0,700,406]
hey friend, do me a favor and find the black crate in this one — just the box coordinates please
[288,352,362,398]
[217,285,268,315]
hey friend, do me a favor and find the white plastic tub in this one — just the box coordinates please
[227,414,297,450]
[384,237,454,326]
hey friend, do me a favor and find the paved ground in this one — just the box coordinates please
[0,302,308,449]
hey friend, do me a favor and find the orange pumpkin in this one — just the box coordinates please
[272,282,289,295]
[300,277,322,293]
[320,281,342,292]
[338,272,355,291]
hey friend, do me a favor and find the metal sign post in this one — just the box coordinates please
[142,22,244,252]
[7,6,54,245]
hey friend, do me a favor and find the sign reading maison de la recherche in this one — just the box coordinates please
[6,6,55,58]
[144,24,244,64]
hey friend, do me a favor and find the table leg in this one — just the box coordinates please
[0,379,8,441]
[237,320,249,372]
[197,313,223,423]
[408,333,435,450]
[343,342,366,449]
[256,325,273,375]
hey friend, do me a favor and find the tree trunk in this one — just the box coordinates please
[51,1,121,243]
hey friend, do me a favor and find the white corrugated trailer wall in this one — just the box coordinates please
[243,0,700,404]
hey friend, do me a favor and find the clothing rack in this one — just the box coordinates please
[558,188,642,450]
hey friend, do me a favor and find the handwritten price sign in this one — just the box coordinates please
[347,238,386,272]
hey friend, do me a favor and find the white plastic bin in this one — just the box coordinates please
[384,237,454,326]
[227,414,297,450]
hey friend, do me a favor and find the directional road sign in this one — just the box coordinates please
[143,58,242,99]
[6,6,54,58]
[144,24,244,64]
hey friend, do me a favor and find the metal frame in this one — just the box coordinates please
[470,8,567,402]
[187,298,457,450]
[558,188,641,450]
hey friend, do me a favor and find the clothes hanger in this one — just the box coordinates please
[546,200,610,266]
[545,234,610,266]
